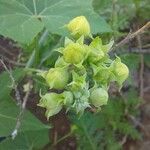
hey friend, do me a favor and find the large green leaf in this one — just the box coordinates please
[0,68,24,100]
[0,69,50,149]
[0,0,112,43]
[0,100,50,150]
[0,130,49,150]
[0,100,50,136]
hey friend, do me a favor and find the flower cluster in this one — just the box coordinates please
[38,16,129,119]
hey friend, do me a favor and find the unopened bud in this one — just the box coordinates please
[67,16,90,37]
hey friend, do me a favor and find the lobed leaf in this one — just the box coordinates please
[0,0,112,43]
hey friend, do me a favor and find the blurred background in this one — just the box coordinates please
[0,0,150,149]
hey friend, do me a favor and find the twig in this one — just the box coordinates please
[53,131,58,145]
[0,59,32,139]
[111,0,118,37]
[119,135,127,146]
[51,132,72,148]
[112,21,150,50]
[0,59,21,105]
[0,44,15,57]
[11,80,32,139]
[143,86,150,93]
[130,48,150,54]
[142,44,150,49]
[137,33,144,99]
[0,54,25,67]
[117,48,150,55]
[128,115,150,138]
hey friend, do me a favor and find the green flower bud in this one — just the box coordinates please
[112,57,129,86]
[55,57,68,68]
[63,43,86,64]
[92,64,112,88]
[68,71,86,91]
[38,93,63,119]
[88,48,105,63]
[90,37,102,50]
[62,91,74,106]
[94,67,110,85]
[67,16,90,37]
[72,87,90,114]
[90,36,114,55]
[45,67,69,89]
[90,88,108,107]
[37,70,48,78]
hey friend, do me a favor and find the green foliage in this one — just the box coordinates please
[0,0,147,148]
[0,0,111,44]
[0,68,23,100]
[120,54,140,70]
[93,0,135,30]
[120,54,140,85]
[0,69,50,149]
[0,130,49,150]
[24,32,62,68]
[133,0,150,20]
[144,55,150,68]
[70,89,140,150]
[0,101,50,149]
[93,0,150,34]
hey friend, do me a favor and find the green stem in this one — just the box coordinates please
[25,29,49,68]
[111,0,118,39]
[25,67,43,73]
[51,132,72,148]
[25,50,36,68]
[34,36,40,67]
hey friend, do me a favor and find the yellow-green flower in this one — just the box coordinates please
[45,67,69,89]
[63,43,86,64]
[67,16,90,37]
[38,93,63,119]
[90,88,108,107]
[88,48,105,63]
[111,57,129,86]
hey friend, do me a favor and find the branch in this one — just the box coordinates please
[130,48,150,54]
[0,45,15,57]
[128,115,150,138]
[0,54,25,67]
[112,21,150,50]
[0,59,21,105]
[119,135,127,146]
[11,80,33,139]
[0,59,32,139]
[52,132,72,146]
[137,33,144,99]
